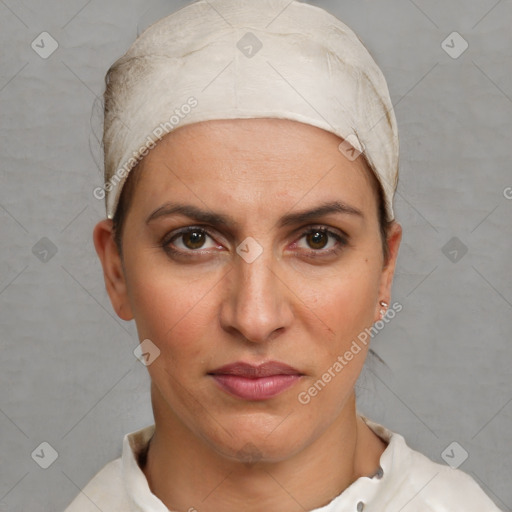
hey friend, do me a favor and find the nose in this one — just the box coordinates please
[219,241,293,345]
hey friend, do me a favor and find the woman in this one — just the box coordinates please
[65,0,501,510]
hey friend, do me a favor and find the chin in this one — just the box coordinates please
[199,411,313,464]
[211,435,304,465]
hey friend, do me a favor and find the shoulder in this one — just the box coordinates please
[63,424,156,511]
[63,457,131,511]
[360,416,502,511]
[393,443,502,511]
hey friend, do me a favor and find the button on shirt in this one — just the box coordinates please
[64,415,502,511]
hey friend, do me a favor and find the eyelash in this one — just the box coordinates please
[161,225,348,259]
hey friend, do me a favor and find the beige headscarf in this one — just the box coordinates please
[102,0,399,220]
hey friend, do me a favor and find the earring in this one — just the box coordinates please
[379,300,388,320]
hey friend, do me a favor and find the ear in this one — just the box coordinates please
[374,221,402,322]
[93,219,134,321]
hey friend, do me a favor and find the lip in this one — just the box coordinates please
[208,361,303,401]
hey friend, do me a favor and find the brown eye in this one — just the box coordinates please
[163,227,219,255]
[306,230,329,250]
[294,226,348,256]
[182,230,207,250]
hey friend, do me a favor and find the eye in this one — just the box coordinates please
[161,225,348,260]
[294,226,347,255]
[163,227,219,254]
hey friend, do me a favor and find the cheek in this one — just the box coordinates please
[294,264,380,416]
[300,257,381,342]
[126,261,221,368]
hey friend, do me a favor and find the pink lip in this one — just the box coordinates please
[208,361,303,401]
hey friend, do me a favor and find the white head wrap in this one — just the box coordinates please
[103,0,399,221]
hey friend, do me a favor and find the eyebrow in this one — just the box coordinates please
[145,200,364,229]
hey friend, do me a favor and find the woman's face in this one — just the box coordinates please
[97,118,401,462]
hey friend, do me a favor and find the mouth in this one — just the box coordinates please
[208,361,303,401]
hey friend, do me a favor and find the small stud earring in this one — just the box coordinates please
[379,300,388,320]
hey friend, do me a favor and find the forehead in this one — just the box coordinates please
[127,118,378,219]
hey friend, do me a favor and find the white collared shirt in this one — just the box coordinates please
[64,416,502,511]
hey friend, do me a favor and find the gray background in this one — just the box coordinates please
[0,0,511,510]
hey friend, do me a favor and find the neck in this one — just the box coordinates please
[142,388,386,512]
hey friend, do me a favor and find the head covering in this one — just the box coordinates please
[102,0,399,220]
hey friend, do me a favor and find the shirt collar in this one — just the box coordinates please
[121,415,410,512]
[122,423,166,511]
[310,414,413,511]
